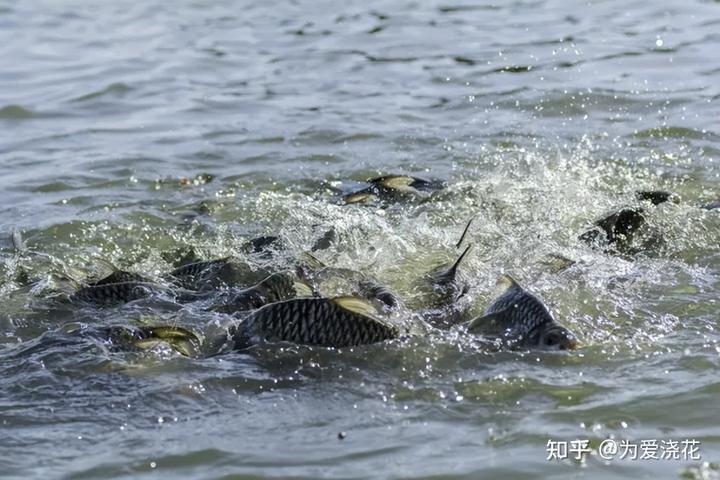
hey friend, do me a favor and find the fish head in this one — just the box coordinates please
[534,323,579,351]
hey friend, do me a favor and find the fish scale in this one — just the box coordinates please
[72,281,159,305]
[231,297,402,348]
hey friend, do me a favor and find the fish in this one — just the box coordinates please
[71,278,162,306]
[635,190,679,205]
[344,174,445,205]
[578,207,647,251]
[421,217,475,308]
[464,275,578,351]
[424,244,472,304]
[168,257,269,291]
[311,227,336,252]
[92,270,150,285]
[295,252,400,310]
[242,235,280,255]
[356,279,401,311]
[102,325,202,357]
[210,271,310,314]
[229,296,408,349]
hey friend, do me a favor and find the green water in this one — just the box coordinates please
[1,1,719,479]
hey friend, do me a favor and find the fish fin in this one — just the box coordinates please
[299,251,326,269]
[465,310,514,334]
[539,254,577,274]
[293,279,315,297]
[448,243,473,277]
[93,257,122,278]
[344,190,377,204]
[455,216,475,249]
[331,296,379,318]
[11,228,26,253]
[497,274,521,290]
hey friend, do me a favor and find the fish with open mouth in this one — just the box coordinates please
[343,174,445,205]
[464,275,578,351]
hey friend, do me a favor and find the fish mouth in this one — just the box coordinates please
[565,337,580,351]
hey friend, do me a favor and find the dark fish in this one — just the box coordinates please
[311,227,336,252]
[242,235,280,255]
[578,207,646,251]
[210,272,306,314]
[92,270,149,285]
[294,252,401,312]
[344,174,445,204]
[168,258,269,291]
[424,244,472,305]
[464,275,578,351]
[72,281,160,305]
[230,297,404,348]
[635,190,679,205]
[420,217,475,307]
[356,279,400,311]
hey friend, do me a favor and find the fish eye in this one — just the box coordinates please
[544,333,559,347]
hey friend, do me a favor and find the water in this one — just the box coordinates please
[1,0,719,478]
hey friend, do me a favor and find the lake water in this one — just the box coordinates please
[1,1,719,479]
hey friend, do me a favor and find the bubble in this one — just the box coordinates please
[656,38,664,47]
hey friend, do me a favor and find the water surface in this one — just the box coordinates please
[1,1,720,479]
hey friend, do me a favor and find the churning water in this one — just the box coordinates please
[1,1,719,479]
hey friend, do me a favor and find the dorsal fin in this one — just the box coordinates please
[464,310,514,334]
[448,243,473,278]
[11,228,26,253]
[498,274,521,290]
[331,296,379,318]
[299,251,327,269]
[455,216,475,249]
[93,257,121,277]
